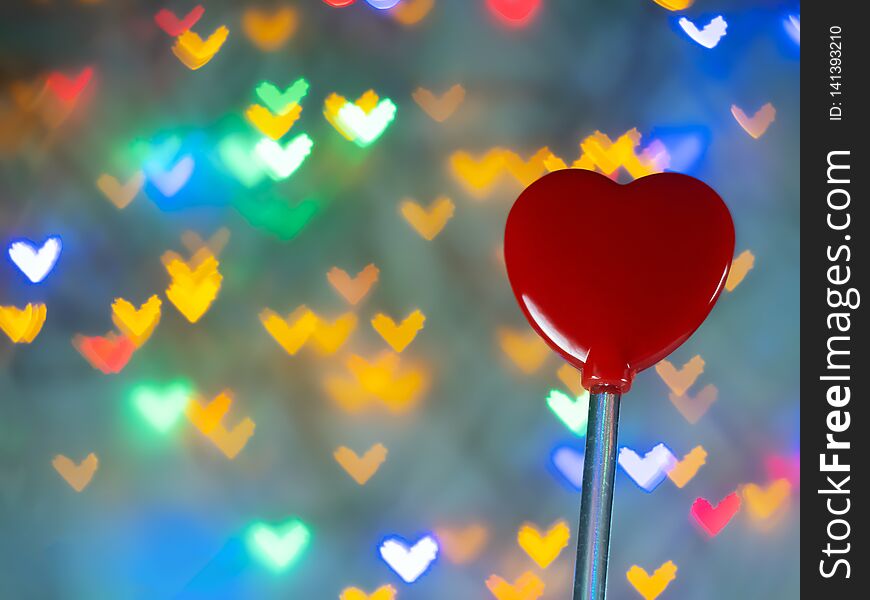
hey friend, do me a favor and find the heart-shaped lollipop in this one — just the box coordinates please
[504,168,734,393]
[504,168,734,600]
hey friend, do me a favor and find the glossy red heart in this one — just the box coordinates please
[504,169,734,393]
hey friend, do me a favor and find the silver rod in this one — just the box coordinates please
[573,390,621,600]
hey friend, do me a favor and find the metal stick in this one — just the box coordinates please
[573,389,621,600]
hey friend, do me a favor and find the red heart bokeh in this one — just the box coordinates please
[74,334,136,374]
[504,169,734,393]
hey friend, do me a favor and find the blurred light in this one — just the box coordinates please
[185,390,256,459]
[96,171,145,209]
[648,125,709,175]
[690,492,741,536]
[742,479,791,521]
[486,571,545,599]
[255,78,309,115]
[784,15,800,45]
[336,98,397,147]
[73,333,136,373]
[550,444,583,490]
[8,236,61,283]
[334,443,388,485]
[556,363,584,396]
[234,194,320,240]
[130,380,192,433]
[52,453,99,492]
[154,5,204,37]
[260,306,320,355]
[497,327,550,374]
[654,355,704,396]
[0,303,47,343]
[626,561,677,599]
[449,149,508,197]
[371,310,425,352]
[731,103,776,139]
[46,66,93,103]
[668,384,717,424]
[112,295,162,347]
[246,104,302,140]
[218,133,267,188]
[366,0,402,9]
[667,446,707,488]
[618,443,677,492]
[486,0,541,28]
[172,26,230,70]
[412,84,465,122]
[327,264,380,305]
[242,7,298,52]
[546,389,589,436]
[517,520,570,568]
[340,586,397,600]
[379,534,438,583]
[725,250,755,291]
[144,154,195,197]
[310,312,357,355]
[678,16,727,49]
[391,0,435,26]
[246,519,312,571]
[162,250,222,323]
[254,134,314,180]
[653,0,694,10]
[433,524,489,564]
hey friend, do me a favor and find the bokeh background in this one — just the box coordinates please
[0,0,799,598]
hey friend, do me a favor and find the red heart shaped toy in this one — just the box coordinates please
[504,169,734,392]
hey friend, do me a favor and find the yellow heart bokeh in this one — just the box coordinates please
[242,7,297,52]
[327,264,379,305]
[667,446,707,488]
[172,26,229,70]
[485,571,545,600]
[725,249,755,291]
[163,251,222,323]
[111,295,161,347]
[339,585,396,600]
[556,363,585,397]
[669,384,717,424]
[502,148,552,186]
[186,390,255,459]
[626,561,677,600]
[260,306,319,355]
[311,312,357,355]
[434,524,489,565]
[371,309,425,352]
[654,355,704,396]
[400,197,455,240]
[325,352,428,413]
[52,453,98,492]
[742,478,791,521]
[449,149,507,197]
[0,303,47,343]
[517,520,570,569]
[497,328,550,374]
[246,103,302,140]
[96,171,144,209]
[412,83,464,122]
[334,443,388,485]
